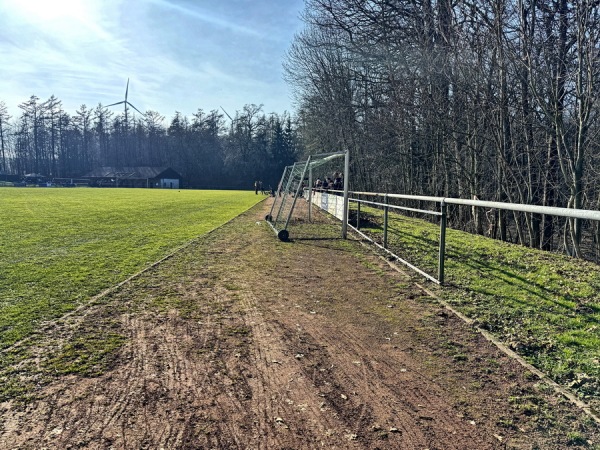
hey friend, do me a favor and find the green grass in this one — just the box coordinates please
[354,205,600,407]
[0,188,262,350]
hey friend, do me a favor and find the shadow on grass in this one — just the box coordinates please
[365,220,588,313]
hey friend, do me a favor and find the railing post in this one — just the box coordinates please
[383,194,389,249]
[308,166,313,222]
[438,201,447,285]
[356,194,361,230]
[342,149,350,239]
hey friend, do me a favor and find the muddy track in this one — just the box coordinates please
[0,199,598,449]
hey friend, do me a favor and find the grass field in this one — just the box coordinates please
[352,204,600,406]
[0,188,263,350]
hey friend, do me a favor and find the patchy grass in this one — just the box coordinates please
[354,204,600,408]
[44,330,126,377]
[0,188,262,350]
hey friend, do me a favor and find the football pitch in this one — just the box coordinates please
[0,188,263,349]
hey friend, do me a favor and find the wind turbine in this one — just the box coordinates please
[220,105,233,121]
[107,79,142,168]
[220,106,237,132]
[107,78,143,127]
[221,106,233,122]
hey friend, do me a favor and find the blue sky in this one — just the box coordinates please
[0,0,305,121]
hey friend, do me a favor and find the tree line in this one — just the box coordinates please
[285,0,600,258]
[0,97,301,190]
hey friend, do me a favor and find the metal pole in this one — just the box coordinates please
[342,150,350,239]
[308,166,313,222]
[438,202,447,285]
[356,194,361,231]
[383,194,389,249]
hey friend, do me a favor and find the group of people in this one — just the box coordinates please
[314,172,343,190]
[254,180,275,196]
[266,170,344,198]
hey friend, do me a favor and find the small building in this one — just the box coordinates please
[84,167,182,189]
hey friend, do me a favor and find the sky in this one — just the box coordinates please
[0,0,306,122]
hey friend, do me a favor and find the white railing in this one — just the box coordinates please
[310,189,600,285]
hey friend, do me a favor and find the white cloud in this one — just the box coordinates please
[146,0,264,38]
[0,0,305,118]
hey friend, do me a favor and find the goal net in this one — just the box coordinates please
[266,151,349,241]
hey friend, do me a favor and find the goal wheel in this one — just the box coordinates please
[265,214,272,221]
[277,229,289,241]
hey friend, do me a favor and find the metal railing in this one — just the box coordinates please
[311,189,600,285]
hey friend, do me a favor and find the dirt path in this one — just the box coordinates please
[1,199,598,449]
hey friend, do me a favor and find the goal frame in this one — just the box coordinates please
[266,150,349,241]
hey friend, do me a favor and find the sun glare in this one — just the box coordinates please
[14,0,88,21]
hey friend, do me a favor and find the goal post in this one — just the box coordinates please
[266,150,349,241]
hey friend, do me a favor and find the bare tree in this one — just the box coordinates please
[0,101,10,173]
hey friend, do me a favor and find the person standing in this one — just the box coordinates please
[254,180,259,195]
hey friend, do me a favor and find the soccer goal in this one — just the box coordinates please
[266,151,349,241]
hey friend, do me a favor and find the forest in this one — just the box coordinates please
[285,0,600,258]
[0,98,301,190]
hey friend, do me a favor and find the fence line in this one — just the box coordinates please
[310,189,600,284]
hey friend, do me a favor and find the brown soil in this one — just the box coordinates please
[1,199,598,449]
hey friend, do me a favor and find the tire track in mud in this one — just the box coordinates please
[216,219,500,448]
[194,225,391,447]
[0,276,259,449]
[275,316,496,449]
[235,291,358,449]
